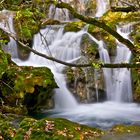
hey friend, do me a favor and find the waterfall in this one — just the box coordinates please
[110,25,133,102]
[49,0,70,21]
[95,0,109,17]
[98,41,113,100]
[13,26,87,109]
[3,1,140,129]
[87,24,132,103]
[0,10,18,58]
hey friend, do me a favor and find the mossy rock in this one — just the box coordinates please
[1,116,140,140]
[0,65,57,111]
[109,124,140,134]
[88,24,116,53]
[13,117,104,140]
[14,8,43,41]
[64,21,86,32]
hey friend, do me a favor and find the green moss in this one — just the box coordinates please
[0,65,57,111]
[41,19,60,27]
[14,8,43,41]
[64,21,86,32]
[110,124,140,134]
[101,11,140,25]
[14,117,104,140]
[0,29,10,45]
[0,49,8,78]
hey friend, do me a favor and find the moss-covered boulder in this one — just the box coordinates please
[0,47,57,112]
[2,116,140,140]
[13,117,104,140]
[0,65,57,112]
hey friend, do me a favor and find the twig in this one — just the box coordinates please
[0,80,14,91]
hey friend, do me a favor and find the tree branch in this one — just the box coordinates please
[111,6,137,12]
[4,30,139,68]
[46,1,139,54]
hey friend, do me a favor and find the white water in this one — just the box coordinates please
[111,25,132,102]
[12,24,140,129]
[3,0,140,129]
[13,26,87,109]
[95,0,109,17]
[49,0,70,21]
[0,10,18,58]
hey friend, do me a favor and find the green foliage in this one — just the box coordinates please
[14,117,104,140]
[0,65,57,110]
[102,11,140,24]
[64,21,86,32]
[0,29,10,45]
[92,62,102,69]
[0,50,57,111]
[14,8,41,41]
[0,49,8,79]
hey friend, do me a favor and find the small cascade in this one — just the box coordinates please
[98,41,112,100]
[94,69,99,102]
[87,25,132,102]
[0,10,18,58]
[95,0,109,17]
[111,25,133,102]
[48,0,70,21]
[4,0,140,129]
[13,26,87,109]
[48,0,88,21]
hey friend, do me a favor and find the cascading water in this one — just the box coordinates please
[49,0,70,21]
[110,25,133,102]
[48,0,88,21]
[13,25,87,109]
[95,0,109,17]
[0,10,18,58]
[3,0,140,129]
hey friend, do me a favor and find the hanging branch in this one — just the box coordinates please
[46,0,139,54]
[3,29,139,68]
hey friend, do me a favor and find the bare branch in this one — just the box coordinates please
[4,30,139,68]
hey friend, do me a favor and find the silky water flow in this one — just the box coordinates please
[1,0,140,129]
[11,24,140,129]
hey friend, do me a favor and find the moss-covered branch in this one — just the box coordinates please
[111,6,138,12]
[4,30,139,68]
[47,1,139,54]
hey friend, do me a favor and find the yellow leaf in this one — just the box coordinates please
[26,87,34,93]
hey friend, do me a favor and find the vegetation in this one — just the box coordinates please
[0,0,140,139]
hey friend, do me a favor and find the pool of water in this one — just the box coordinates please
[41,101,140,129]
